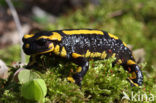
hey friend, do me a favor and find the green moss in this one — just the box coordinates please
[1,57,155,103]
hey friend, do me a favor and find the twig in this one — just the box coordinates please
[5,0,25,63]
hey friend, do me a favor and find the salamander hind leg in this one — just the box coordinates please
[124,60,143,86]
[67,58,89,86]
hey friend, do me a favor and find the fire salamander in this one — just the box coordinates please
[22,29,143,87]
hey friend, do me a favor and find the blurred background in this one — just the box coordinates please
[0,0,156,78]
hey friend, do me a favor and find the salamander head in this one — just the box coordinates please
[22,31,62,55]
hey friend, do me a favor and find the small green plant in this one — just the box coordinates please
[18,70,47,102]
[18,69,40,84]
[21,79,47,103]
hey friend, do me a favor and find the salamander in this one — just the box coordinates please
[22,29,143,87]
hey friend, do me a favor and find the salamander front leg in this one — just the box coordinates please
[26,54,41,68]
[67,58,89,86]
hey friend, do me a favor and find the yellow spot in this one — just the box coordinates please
[37,32,62,41]
[108,33,118,39]
[92,53,97,57]
[128,78,139,87]
[24,34,34,39]
[101,51,107,59]
[39,43,54,54]
[49,32,62,41]
[72,53,82,58]
[123,42,127,47]
[67,77,75,83]
[130,72,137,79]
[117,59,122,64]
[54,45,60,55]
[62,30,104,35]
[60,47,67,57]
[25,43,30,48]
[37,36,49,40]
[49,43,54,49]
[112,53,116,58]
[94,52,101,57]
[85,50,91,57]
[84,50,101,58]
[127,60,136,65]
[90,53,94,57]
[76,67,82,73]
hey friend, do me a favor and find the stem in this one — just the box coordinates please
[5,0,25,63]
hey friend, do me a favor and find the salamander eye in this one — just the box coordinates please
[36,39,46,45]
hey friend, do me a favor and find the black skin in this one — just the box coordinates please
[22,29,143,87]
